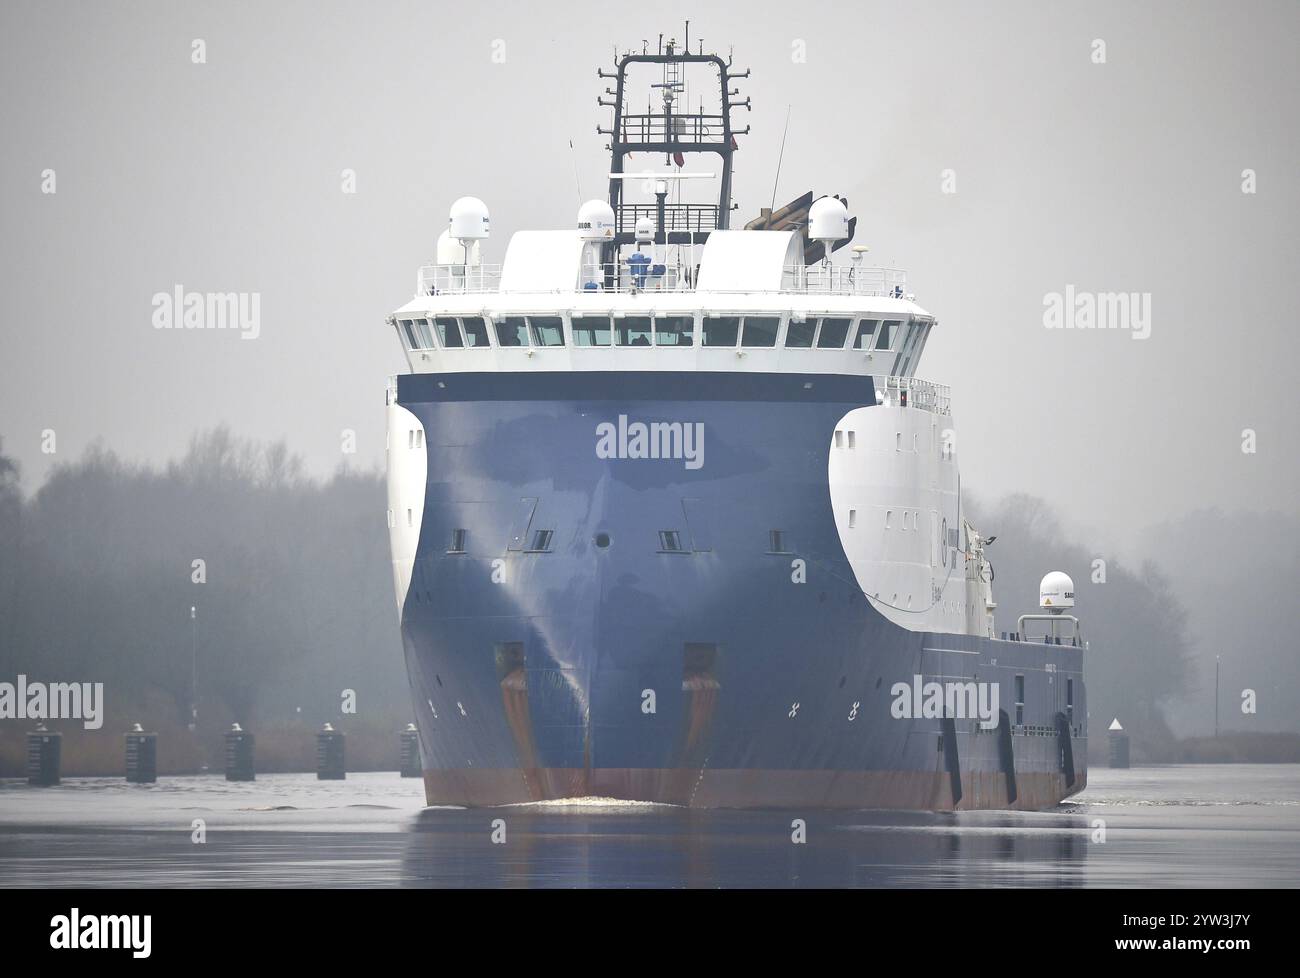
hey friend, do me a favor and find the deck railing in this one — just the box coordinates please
[416,261,908,298]
[880,375,951,415]
[616,202,719,235]
[617,113,728,144]
[788,264,909,298]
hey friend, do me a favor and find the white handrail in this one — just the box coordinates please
[413,261,908,297]
[880,374,951,415]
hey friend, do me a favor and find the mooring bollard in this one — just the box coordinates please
[316,722,346,780]
[27,723,61,786]
[224,722,255,781]
[1108,717,1130,769]
[399,722,421,778]
[125,722,157,783]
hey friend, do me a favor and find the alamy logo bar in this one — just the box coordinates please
[595,415,705,470]
[1042,284,1151,340]
[151,285,261,339]
[49,908,151,958]
[0,675,103,729]
[890,675,1000,730]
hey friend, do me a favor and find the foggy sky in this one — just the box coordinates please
[2,0,1297,556]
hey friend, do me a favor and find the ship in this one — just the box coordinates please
[384,32,1087,810]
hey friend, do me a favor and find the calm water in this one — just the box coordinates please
[0,765,1296,888]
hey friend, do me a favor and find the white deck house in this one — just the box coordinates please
[388,228,938,387]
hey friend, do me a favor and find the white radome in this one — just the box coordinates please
[808,195,849,244]
[577,199,616,240]
[1039,571,1075,611]
[449,196,491,240]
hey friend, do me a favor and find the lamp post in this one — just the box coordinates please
[189,605,197,732]
[1214,654,1220,739]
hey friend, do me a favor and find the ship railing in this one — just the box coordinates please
[418,263,504,295]
[878,375,951,415]
[414,261,909,297]
[616,202,720,235]
[785,264,909,298]
[579,261,687,292]
[617,113,728,144]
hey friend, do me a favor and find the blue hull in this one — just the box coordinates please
[395,371,1087,809]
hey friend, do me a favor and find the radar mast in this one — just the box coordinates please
[596,25,751,257]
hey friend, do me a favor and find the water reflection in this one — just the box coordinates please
[2,766,1295,888]
[400,806,1091,888]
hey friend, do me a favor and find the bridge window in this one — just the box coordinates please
[462,317,491,347]
[529,316,565,346]
[785,319,815,347]
[496,316,529,347]
[741,316,780,347]
[816,317,851,349]
[897,320,931,374]
[655,315,694,346]
[895,324,918,373]
[913,320,933,360]
[876,320,900,351]
[853,319,878,350]
[401,319,436,350]
[702,315,740,347]
[615,315,653,346]
[572,316,612,346]
[435,316,464,348]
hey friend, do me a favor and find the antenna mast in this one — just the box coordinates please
[596,33,752,257]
